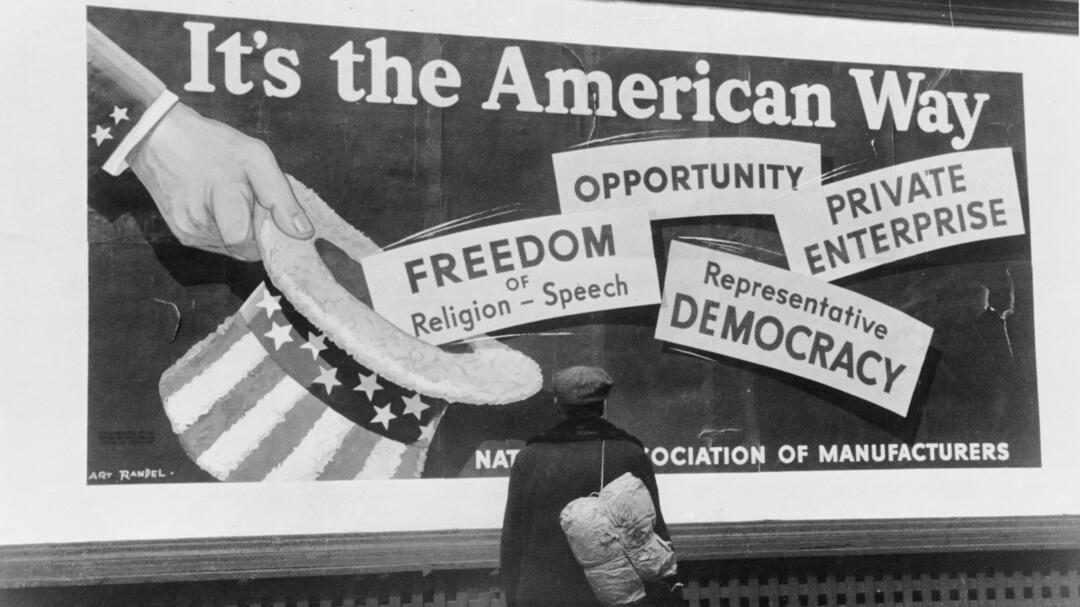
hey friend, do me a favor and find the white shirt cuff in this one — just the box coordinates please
[103,90,179,176]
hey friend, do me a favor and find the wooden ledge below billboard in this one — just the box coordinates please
[2,515,1078,588]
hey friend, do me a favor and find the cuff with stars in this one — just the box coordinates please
[87,64,178,176]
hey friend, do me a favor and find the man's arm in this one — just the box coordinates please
[87,22,166,109]
[634,450,670,541]
[634,448,684,600]
[87,22,313,260]
[499,456,527,607]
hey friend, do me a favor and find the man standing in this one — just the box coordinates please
[500,366,670,607]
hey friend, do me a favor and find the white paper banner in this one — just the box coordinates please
[361,209,661,344]
[776,147,1024,281]
[655,241,933,416]
[552,138,821,220]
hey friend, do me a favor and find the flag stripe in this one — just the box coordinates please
[354,439,408,479]
[316,424,386,480]
[393,408,445,479]
[262,408,356,482]
[224,392,328,482]
[195,377,309,480]
[159,314,249,398]
[158,281,453,482]
[178,356,286,459]
[164,331,268,433]
[393,443,427,479]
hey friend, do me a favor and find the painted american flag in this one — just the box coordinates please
[159,282,447,481]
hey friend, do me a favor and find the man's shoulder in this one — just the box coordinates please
[514,438,592,459]
[519,436,646,460]
[511,441,550,465]
[605,437,650,461]
[517,440,574,457]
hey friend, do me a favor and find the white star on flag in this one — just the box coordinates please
[255,289,282,317]
[401,393,429,419]
[91,125,112,146]
[110,106,129,124]
[354,371,382,401]
[311,365,341,394]
[370,403,397,430]
[417,422,436,443]
[264,322,293,350]
[300,333,327,360]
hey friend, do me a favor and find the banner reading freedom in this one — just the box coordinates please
[552,138,821,219]
[361,209,661,344]
[775,148,1024,281]
[655,241,933,416]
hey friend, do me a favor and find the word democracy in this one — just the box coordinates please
[668,293,908,394]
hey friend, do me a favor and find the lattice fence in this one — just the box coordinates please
[1,551,1077,606]
[679,552,1080,607]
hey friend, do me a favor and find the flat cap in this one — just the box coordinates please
[552,366,614,405]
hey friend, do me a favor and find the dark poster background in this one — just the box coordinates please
[87,6,1039,484]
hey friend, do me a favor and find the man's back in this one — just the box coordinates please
[500,417,668,607]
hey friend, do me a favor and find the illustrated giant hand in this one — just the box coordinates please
[88,22,312,261]
[89,22,542,480]
[130,103,314,260]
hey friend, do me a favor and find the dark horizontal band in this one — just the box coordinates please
[2,515,1078,588]
[635,0,1078,35]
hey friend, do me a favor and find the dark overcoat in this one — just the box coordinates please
[500,416,669,607]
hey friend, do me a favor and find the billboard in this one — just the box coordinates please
[85,6,1040,485]
[1,0,1077,550]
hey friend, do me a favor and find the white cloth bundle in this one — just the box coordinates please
[559,472,677,605]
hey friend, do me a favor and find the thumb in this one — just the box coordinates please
[246,151,314,240]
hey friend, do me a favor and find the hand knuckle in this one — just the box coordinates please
[248,138,273,157]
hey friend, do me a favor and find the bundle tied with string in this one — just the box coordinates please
[560,462,676,605]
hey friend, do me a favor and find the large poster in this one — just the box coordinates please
[86,6,1040,486]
